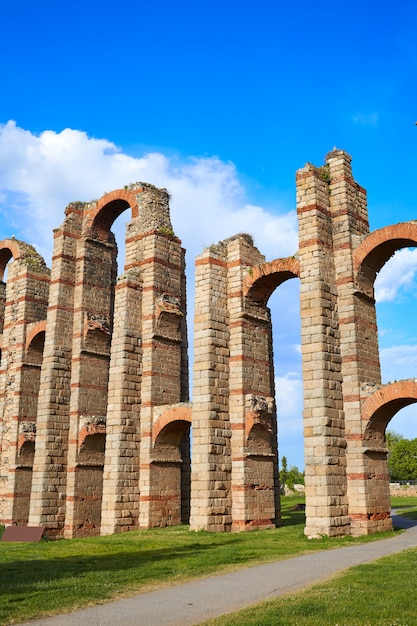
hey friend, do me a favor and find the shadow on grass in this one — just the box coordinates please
[0,542,239,605]
[280,506,305,527]
[1,506,405,624]
[0,506,307,607]
[1,529,294,606]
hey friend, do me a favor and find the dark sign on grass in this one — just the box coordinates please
[1,526,44,542]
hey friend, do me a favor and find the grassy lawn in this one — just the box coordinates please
[391,495,417,508]
[0,496,413,625]
[202,547,417,626]
[201,497,417,626]
[391,496,417,520]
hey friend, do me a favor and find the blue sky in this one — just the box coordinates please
[1,0,417,469]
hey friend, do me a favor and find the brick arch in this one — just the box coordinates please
[354,222,417,288]
[0,239,23,280]
[84,189,140,243]
[79,428,106,450]
[243,256,300,305]
[153,405,192,443]
[362,380,417,436]
[25,321,47,351]
[18,436,35,452]
[245,411,274,440]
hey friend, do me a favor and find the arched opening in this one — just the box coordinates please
[68,193,139,537]
[0,247,13,278]
[361,381,417,514]
[355,223,417,459]
[152,419,191,526]
[86,188,138,244]
[269,280,303,481]
[375,249,417,441]
[0,239,49,527]
[244,257,301,518]
[26,328,46,364]
[19,439,35,463]
[13,440,35,525]
[71,432,107,536]
[351,225,417,529]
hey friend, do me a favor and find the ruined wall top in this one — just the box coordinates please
[0,238,50,280]
[60,182,174,244]
[132,183,173,235]
[296,148,353,183]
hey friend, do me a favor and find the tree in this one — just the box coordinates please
[280,456,304,487]
[286,465,304,487]
[388,437,417,482]
[280,455,288,485]
[386,430,404,450]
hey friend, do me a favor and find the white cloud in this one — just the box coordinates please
[380,344,417,383]
[379,343,417,438]
[275,372,303,429]
[375,248,417,303]
[5,122,417,463]
[0,121,297,265]
[0,121,303,469]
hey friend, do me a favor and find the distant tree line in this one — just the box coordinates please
[386,431,417,482]
[279,455,304,487]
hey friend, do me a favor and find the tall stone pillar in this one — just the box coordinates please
[138,227,188,528]
[190,234,280,531]
[326,150,389,535]
[100,269,142,534]
[0,241,50,525]
[64,230,116,537]
[29,206,81,536]
[227,235,279,530]
[190,242,232,531]
[297,163,349,537]
[99,185,188,533]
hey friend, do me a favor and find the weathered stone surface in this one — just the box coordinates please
[0,152,414,538]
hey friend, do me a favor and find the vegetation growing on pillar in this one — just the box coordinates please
[318,164,331,185]
[17,241,51,274]
[157,226,175,237]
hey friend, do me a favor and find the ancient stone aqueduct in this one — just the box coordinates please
[1,149,416,539]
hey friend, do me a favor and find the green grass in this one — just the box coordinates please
[391,496,417,520]
[201,496,417,626]
[202,548,417,626]
[391,495,417,508]
[0,497,399,625]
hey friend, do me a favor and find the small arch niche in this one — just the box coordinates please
[26,331,46,367]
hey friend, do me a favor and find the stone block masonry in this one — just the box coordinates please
[1,152,416,538]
